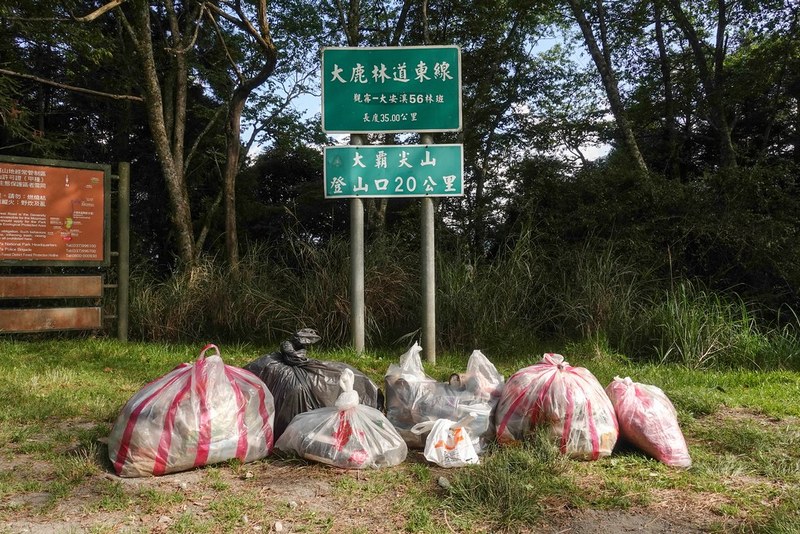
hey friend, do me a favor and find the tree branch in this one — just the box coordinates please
[185,104,227,173]
[206,8,244,84]
[0,68,143,102]
[73,0,126,22]
[208,1,272,51]
[165,4,206,55]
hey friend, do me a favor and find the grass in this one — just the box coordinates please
[0,338,797,532]
[444,434,579,531]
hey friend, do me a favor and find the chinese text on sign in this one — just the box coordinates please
[322,46,462,133]
[324,145,463,198]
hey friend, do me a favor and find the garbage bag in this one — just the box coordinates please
[108,344,275,477]
[384,343,503,451]
[275,369,407,469]
[606,376,691,468]
[450,349,505,403]
[495,353,618,460]
[411,414,480,468]
[243,337,380,440]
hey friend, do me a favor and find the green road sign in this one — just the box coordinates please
[322,46,461,133]
[324,144,463,198]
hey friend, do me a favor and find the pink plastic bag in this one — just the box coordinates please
[495,353,618,460]
[605,377,691,468]
[108,344,275,477]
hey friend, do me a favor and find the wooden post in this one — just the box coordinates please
[117,162,130,342]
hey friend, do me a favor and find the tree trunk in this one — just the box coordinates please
[665,0,737,169]
[795,95,800,165]
[654,0,678,178]
[213,0,278,270]
[472,163,487,258]
[223,98,246,269]
[711,0,736,169]
[126,0,196,265]
[567,0,649,178]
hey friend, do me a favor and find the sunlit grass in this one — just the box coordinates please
[0,338,797,532]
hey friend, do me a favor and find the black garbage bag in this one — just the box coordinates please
[243,329,381,439]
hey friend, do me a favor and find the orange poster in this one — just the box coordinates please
[0,162,106,263]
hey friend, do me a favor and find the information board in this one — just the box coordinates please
[0,157,110,265]
[322,46,462,133]
[324,144,463,198]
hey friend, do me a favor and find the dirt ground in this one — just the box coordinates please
[0,445,718,534]
[6,409,789,533]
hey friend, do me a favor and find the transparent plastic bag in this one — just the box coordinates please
[606,377,691,468]
[108,344,275,477]
[411,414,480,468]
[384,343,503,451]
[451,349,505,403]
[275,369,407,469]
[495,353,618,460]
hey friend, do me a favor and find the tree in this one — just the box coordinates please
[114,0,203,265]
[663,0,737,169]
[2,0,315,268]
[320,0,415,237]
[203,0,277,269]
[565,0,649,178]
[407,0,558,257]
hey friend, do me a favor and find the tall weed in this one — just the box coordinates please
[273,232,416,345]
[130,247,294,343]
[436,229,548,351]
[130,233,417,345]
[648,281,800,369]
[551,240,651,355]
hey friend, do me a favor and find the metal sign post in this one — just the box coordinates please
[321,45,462,361]
[420,134,436,363]
[349,135,366,354]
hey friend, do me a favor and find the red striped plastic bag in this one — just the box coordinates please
[605,377,691,468]
[108,344,275,477]
[495,353,618,460]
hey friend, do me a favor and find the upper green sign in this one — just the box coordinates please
[321,46,462,134]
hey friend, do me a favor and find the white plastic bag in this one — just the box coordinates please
[385,343,503,451]
[275,369,407,469]
[108,344,275,477]
[412,414,480,468]
[461,350,505,402]
[495,353,618,460]
[606,377,691,468]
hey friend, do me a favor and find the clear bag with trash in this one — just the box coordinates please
[275,369,407,469]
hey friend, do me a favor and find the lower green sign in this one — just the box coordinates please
[324,144,463,198]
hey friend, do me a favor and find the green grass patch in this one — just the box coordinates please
[444,433,579,532]
[0,338,797,532]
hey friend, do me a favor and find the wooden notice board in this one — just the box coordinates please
[0,275,104,333]
[0,275,103,299]
[0,307,103,333]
